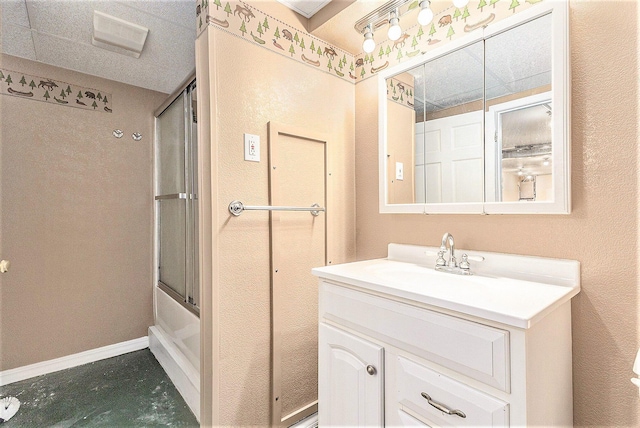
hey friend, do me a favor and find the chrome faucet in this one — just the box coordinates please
[439,232,456,267]
[435,232,471,275]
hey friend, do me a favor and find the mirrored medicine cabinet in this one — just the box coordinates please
[378,2,569,214]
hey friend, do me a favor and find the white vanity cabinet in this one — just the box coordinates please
[314,244,580,427]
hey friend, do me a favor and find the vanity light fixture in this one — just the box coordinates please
[417,1,434,26]
[355,0,472,53]
[387,9,402,41]
[362,24,376,53]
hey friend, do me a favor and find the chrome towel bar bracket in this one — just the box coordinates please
[228,200,324,217]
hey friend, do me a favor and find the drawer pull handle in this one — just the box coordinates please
[420,392,466,418]
[366,365,377,375]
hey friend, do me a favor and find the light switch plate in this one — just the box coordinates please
[244,133,260,162]
[396,162,404,180]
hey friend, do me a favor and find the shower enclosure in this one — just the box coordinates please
[149,78,200,420]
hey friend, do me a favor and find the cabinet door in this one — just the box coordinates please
[319,323,384,427]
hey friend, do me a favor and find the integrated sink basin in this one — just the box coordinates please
[312,243,580,329]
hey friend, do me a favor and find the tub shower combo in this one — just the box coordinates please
[150,77,200,420]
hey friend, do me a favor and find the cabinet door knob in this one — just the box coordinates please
[366,365,377,375]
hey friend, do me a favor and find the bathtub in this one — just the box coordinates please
[149,285,200,420]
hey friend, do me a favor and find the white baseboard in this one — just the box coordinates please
[149,326,200,421]
[0,336,149,386]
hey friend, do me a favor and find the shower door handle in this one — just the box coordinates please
[155,193,188,200]
[0,260,10,273]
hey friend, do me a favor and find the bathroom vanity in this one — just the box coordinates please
[313,243,580,427]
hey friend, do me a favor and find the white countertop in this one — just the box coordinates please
[312,245,580,329]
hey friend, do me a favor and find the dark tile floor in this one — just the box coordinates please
[0,349,198,427]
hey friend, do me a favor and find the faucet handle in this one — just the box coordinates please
[436,248,447,267]
[459,254,470,270]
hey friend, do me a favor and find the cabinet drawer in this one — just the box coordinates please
[397,409,430,427]
[320,282,510,391]
[397,356,509,427]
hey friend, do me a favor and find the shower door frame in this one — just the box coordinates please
[154,75,199,316]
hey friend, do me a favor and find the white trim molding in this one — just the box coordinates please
[0,336,149,386]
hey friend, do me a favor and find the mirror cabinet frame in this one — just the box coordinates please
[378,2,569,215]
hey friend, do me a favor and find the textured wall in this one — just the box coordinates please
[0,55,166,370]
[203,28,356,425]
[355,1,639,426]
[387,98,416,204]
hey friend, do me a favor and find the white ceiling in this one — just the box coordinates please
[1,0,196,94]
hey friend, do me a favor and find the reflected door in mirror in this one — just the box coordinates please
[419,41,484,204]
[485,13,553,203]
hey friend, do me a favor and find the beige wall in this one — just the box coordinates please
[356,1,639,426]
[387,100,416,204]
[0,55,166,370]
[198,27,356,425]
[387,72,416,205]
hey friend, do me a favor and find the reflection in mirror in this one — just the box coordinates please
[385,67,424,204]
[385,41,485,206]
[499,99,552,201]
[420,41,484,204]
[485,13,552,202]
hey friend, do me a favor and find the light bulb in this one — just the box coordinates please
[363,26,375,53]
[418,1,434,26]
[388,16,402,41]
[363,36,376,53]
[452,0,469,8]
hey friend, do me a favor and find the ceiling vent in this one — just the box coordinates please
[92,11,149,58]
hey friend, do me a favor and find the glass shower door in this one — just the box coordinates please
[155,81,198,314]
